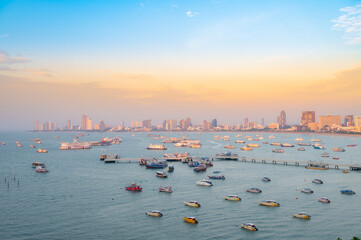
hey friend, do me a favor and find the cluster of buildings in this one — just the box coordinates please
[33,111,361,134]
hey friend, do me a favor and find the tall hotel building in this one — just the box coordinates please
[318,115,342,129]
[301,111,315,125]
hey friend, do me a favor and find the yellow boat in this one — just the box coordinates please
[36,148,48,153]
[224,145,236,149]
[343,170,350,173]
[146,210,163,217]
[293,212,311,219]
[184,201,201,208]
[241,223,258,231]
[184,217,198,224]
[224,195,241,201]
[305,161,328,170]
[241,147,253,151]
[258,200,280,207]
[247,143,260,148]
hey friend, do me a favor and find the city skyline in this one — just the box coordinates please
[1,1,361,130]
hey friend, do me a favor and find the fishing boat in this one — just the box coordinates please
[188,160,201,167]
[196,179,213,186]
[311,139,321,142]
[269,135,276,139]
[333,147,345,152]
[184,201,201,208]
[258,200,280,207]
[270,142,282,146]
[295,138,304,141]
[208,175,225,180]
[347,144,357,147]
[333,157,339,160]
[158,186,173,193]
[298,142,311,146]
[17,144,23,147]
[146,210,163,217]
[190,144,201,148]
[306,161,328,170]
[301,188,314,194]
[145,160,168,169]
[236,134,242,137]
[281,143,294,147]
[184,217,198,224]
[247,188,262,193]
[298,147,306,151]
[30,145,36,148]
[224,195,241,201]
[224,145,236,149]
[313,144,326,150]
[247,143,260,148]
[321,152,329,158]
[193,165,207,172]
[318,197,330,203]
[272,149,284,153]
[263,142,269,144]
[293,212,311,219]
[32,162,45,168]
[36,148,48,153]
[340,190,356,195]
[235,140,245,143]
[156,171,168,178]
[241,146,253,151]
[215,152,239,160]
[261,177,271,182]
[125,183,142,191]
[312,179,323,184]
[147,144,167,150]
[168,165,174,172]
[342,170,350,173]
[35,166,49,173]
[241,223,258,231]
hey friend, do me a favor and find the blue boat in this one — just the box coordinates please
[208,175,225,180]
[340,190,356,195]
[261,177,271,182]
[145,160,168,169]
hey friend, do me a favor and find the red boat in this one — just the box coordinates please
[347,144,357,147]
[139,158,147,165]
[205,161,213,167]
[194,165,207,172]
[125,183,142,191]
[333,157,339,160]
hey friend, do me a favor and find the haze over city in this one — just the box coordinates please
[1,0,361,130]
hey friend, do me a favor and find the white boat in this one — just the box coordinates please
[59,139,91,150]
[318,197,330,203]
[35,166,49,173]
[184,201,201,207]
[196,179,213,186]
[301,188,314,194]
[293,212,311,219]
[147,144,167,150]
[224,195,241,201]
[247,187,262,193]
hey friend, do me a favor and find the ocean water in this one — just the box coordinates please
[0,131,360,240]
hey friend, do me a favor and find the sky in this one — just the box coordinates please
[0,0,361,130]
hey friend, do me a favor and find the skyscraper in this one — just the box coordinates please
[278,111,286,128]
[244,118,248,126]
[86,118,93,130]
[344,115,354,127]
[318,115,342,129]
[67,119,71,130]
[211,119,217,128]
[142,119,152,129]
[202,120,210,130]
[81,115,88,130]
[301,111,315,126]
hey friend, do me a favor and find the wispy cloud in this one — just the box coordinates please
[186,11,199,18]
[332,4,361,44]
[0,51,28,64]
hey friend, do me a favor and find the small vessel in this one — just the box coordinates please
[146,160,168,169]
[190,144,201,148]
[184,201,201,208]
[247,143,260,148]
[235,140,245,143]
[35,166,49,173]
[281,143,294,147]
[184,217,198,224]
[347,144,357,147]
[196,179,213,187]
[333,147,345,152]
[272,149,284,153]
[146,210,163,217]
[139,158,147,165]
[312,179,323,184]
[269,135,276,139]
[318,197,330,203]
[32,162,45,168]
[321,152,329,158]
[241,223,258,231]
[1,142,5,145]
[30,145,36,148]
[333,157,339,160]
[342,170,350,173]
[306,161,328,170]
[224,195,241,201]
[270,142,282,146]
[36,148,48,153]
[125,183,142,191]
[241,146,253,151]
[224,145,236,149]
[188,160,201,167]
[208,175,225,180]
[17,144,23,147]
[168,165,174,172]
[295,138,304,141]
[301,188,314,194]
[59,139,91,150]
[147,144,167,150]
[313,144,326,150]
[156,171,168,178]
[158,186,173,193]
[247,187,262,193]
[311,139,321,142]
[236,134,242,137]
[340,190,356,195]
[258,200,280,207]
[261,177,271,182]
[298,147,306,151]
[103,154,121,163]
[193,165,207,172]
[263,142,269,144]
[298,142,311,146]
[215,152,239,160]
[293,212,311,219]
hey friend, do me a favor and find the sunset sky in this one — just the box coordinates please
[1,0,361,129]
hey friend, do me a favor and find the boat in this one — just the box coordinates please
[103,154,121,163]
[247,188,262,193]
[313,144,326,150]
[208,175,225,180]
[312,179,323,184]
[241,146,253,151]
[188,160,201,167]
[298,147,306,151]
[36,148,48,153]
[281,143,294,147]
[35,166,49,173]
[318,197,330,203]
[340,190,356,195]
[145,160,168,169]
[147,144,167,150]
[215,152,239,160]
[342,170,350,173]
[193,165,207,172]
[164,153,189,162]
[139,158,147,165]
[301,188,314,194]
[269,135,276,139]
[298,142,311,146]
[224,145,236,149]
[184,217,198,224]
[224,195,241,201]
[241,223,258,231]
[125,183,142,191]
[168,165,174,172]
[295,138,304,141]
[321,152,329,158]
[235,140,245,143]
[347,144,357,147]
[90,141,111,146]
[306,161,328,170]
[32,162,45,168]
[258,200,280,207]
[184,201,201,208]
[204,159,213,167]
[261,177,271,182]
[247,143,260,148]
[293,212,311,219]
[59,140,91,150]
[270,142,282,146]
[333,147,345,152]
[196,179,213,186]
[1,142,5,145]
[158,186,173,193]
[236,134,242,137]
[311,139,321,142]
[156,171,168,178]
[146,210,163,217]
[272,149,284,153]
[162,138,180,143]
[333,157,339,160]
[263,142,269,144]
[17,144,23,147]
[190,144,201,148]
[30,145,36,148]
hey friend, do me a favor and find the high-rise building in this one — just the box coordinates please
[278,111,286,128]
[354,116,361,127]
[261,118,264,126]
[142,119,152,129]
[35,120,39,131]
[211,119,217,128]
[318,115,342,129]
[202,120,210,130]
[344,115,354,127]
[169,120,177,130]
[301,111,315,126]
[244,118,248,126]
[86,118,93,130]
[81,115,88,130]
[67,119,71,130]
[179,119,186,130]
[185,117,192,128]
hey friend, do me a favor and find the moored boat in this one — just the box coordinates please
[301,188,314,194]
[184,201,201,208]
[193,165,207,172]
[156,171,168,178]
[32,162,45,168]
[281,143,294,147]
[147,144,167,150]
[235,140,245,143]
[258,200,280,207]
[293,212,311,219]
[158,186,173,193]
[146,210,163,217]
[333,147,345,152]
[340,190,355,195]
[241,146,253,151]
[30,145,36,148]
[306,161,328,170]
[247,143,260,148]
[247,187,262,193]
[146,160,168,169]
[208,175,225,180]
[312,179,323,184]
[272,149,284,153]
[36,148,48,153]
[342,170,350,173]
[224,195,241,201]
[168,165,174,172]
[318,197,330,203]
[313,144,326,150]
[35,166,49,173]
[60,140,91,150]
[215,152,239,160]
[241,223,258,231]
[125,183,142,191]
[196,179,213,186]
[184,217,198,224]
[261,177,271,182]
[321,152,329,158]
[298,147,306,151]
[224,145,236,149]
[347,144,357,147]
[139,158,147,165]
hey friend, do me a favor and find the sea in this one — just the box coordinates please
[0,131,360,240]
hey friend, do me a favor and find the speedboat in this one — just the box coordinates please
[312,179,323,184]
[168,165,174,172]
[156,171,168,178]
[125,183,142,191]
[184,217,198,224]
[224,195,241,201]
[184,201,201,208]
[272,149,284,153]
[208,175,225,180]
[32,162,45,168]
[224,145,236,149]
[158,186,173,193]
[241,223,258,231]
[35,166,49,173]
[193,165,207,172]
[36,148,48,153]
[196,179,213,186]
[293,212,311,219]
[146,210,163,217]
[342,170,350,173]
[318,197,330,203]
[340,190,356,195]
[281,143,294,147]
[261,177,271,182]
[301,188,314,194]
[258,200,280,207]
[247,187,262,193]
[30,145,36,148]
[298,147,306,151]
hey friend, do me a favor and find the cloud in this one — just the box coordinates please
[332,4,361,44]
[26,68,52,78]
[186,11,199,18]
[0,51,28,64]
